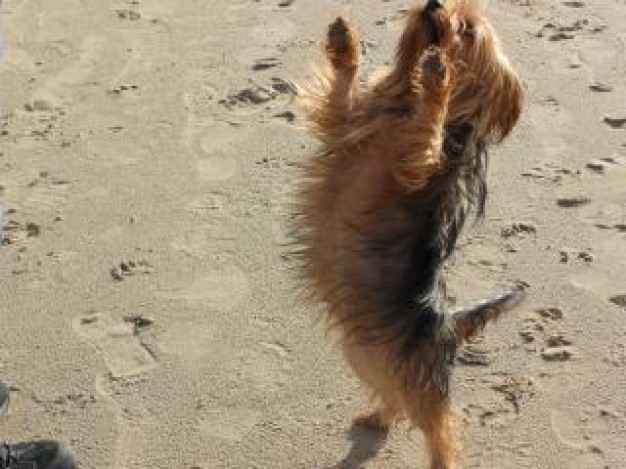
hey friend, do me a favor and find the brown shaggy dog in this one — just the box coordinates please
[294,0,525,467]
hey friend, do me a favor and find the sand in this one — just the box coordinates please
[0,0,624,468]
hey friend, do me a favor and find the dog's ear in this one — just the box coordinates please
[484,63,523,142]
[449,20,524,143]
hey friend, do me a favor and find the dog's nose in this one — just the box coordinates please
[424,0,444,13]
[421,0,445,44]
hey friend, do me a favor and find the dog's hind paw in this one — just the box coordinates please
[326,17,360,68]
[353,411,391,432]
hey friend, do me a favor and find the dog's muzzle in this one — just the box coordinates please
[424,0,444,13]
[422,0,445,44]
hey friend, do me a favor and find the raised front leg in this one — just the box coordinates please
[305,17,361,143]
[325,17,360,103]
[391,46,453,192]
[378,1,452,95]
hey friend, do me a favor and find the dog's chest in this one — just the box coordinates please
[309,153,427,305]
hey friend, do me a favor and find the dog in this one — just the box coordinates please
[293,0,525,467]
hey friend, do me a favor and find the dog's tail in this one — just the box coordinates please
[451,288,526,343]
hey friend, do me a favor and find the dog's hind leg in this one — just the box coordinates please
[342,342,401,432]
[422,404,460,469]
[354,394,400,432]
[403,385,460,469]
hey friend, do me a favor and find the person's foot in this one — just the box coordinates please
[0,382,9,416]
[0,441,77,469]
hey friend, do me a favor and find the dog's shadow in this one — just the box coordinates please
[327,422,389,469]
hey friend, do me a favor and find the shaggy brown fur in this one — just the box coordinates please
[294,1,524,467]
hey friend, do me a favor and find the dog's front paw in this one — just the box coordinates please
[326,17,359,68]
[327,17,351,52]
[419,47,448,86]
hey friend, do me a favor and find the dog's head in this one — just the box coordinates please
[444,0,523,142]
[405,1,523,142]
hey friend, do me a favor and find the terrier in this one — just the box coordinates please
[294,0,525,467]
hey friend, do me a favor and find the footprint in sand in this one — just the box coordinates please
[197,133,238,181]
[218,78,296,115]
[114,9,141,22]
[550,408,607,464]
[229,345,290,393]
[0,219,41,247]
[42,35,105,90]
[1,170,69,234]
[31,31,135,116]
[94,374,160,469]
[73,313,158,378]
[521,161,580,184]
[537,18,604,41]
[462,374,535,429]
[162,264,250,310]
[182,81,221,124]
[198,406,262,442]
[519,307,575,356]
[183,121,251,181]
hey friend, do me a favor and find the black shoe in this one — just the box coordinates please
[0,382,8,416]
[0,441,77,469]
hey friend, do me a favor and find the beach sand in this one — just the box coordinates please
[0,0,625,467]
